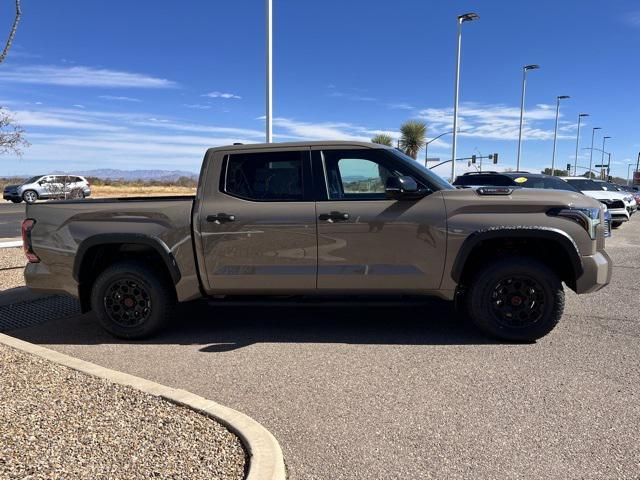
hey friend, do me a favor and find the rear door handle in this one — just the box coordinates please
[319,211,350,222]
[207,213,236,223]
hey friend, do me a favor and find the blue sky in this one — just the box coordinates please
[0,0,639,179]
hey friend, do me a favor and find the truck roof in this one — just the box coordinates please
[206,140,391,154]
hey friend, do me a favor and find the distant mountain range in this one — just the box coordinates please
[53,169,199,181]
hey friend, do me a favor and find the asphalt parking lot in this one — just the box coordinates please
[8,217,640,479]
[0,203,25,240]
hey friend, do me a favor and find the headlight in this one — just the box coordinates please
[625,196,633,203]
[548,207,601,240]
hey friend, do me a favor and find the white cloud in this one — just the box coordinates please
[0,65,176,88]
[417,102,563,141]
[72,104,85,109]
[99,95,142,102]
[271,117,373,141]
[386,102,415,110]
[625,11,640,27]
[327,91,376,102]
[203,91,242,99]
[183,103,211,110]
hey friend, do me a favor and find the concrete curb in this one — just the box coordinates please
[0,333,286,480]
[0,240,21,248]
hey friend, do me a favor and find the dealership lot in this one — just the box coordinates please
[6,216,640,480]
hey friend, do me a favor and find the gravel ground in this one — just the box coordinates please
[0,343,246,480]
[0,247,25,291]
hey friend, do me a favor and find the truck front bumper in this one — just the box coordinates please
[575,250,612,294]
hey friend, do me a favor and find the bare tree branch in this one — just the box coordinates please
[0,0,22,64]
[0,108,29,156]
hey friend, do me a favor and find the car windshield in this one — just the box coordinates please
[564,178,601,191]
[507,175,580,192]
[24,176,42,184]
[389,149,454,190]
[603,183,621,191]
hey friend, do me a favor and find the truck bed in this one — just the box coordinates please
[25,196,201,302]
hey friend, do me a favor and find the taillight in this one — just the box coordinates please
[21,218,39,263]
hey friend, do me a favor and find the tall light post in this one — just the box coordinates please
[516,64,540,171]
[265,0,273,143]
[600,135,611,179]
[574,113,589,174]
[551,95,570,175]
[451,12,479,182]
[628,163,635,185]
[588,127,601,177]
[425,128,462,166]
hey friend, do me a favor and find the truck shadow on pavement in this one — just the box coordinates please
[11,298,503,350]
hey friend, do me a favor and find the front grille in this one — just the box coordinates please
[600,199,625,209]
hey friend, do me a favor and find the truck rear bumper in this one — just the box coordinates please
[24,262,79,298]
[575,250,612,294]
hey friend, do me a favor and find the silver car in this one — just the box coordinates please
[3,175,91,204]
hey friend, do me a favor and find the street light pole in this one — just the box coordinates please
[451,12,479,182]
[588,127,601,177]
[551,95,570,176]
[600,136,611,179]
[628,163,635,185]
[265,0,273,143]
[516,64,540,171]
[574,113,589,175]
[425,129,461,166]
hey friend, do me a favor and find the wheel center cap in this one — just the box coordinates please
[123,297,135,308]
[510,295,523,306]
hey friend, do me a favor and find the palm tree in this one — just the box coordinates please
[371,133,393,147]
[399,120,426,159]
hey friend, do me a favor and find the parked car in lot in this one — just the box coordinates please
[560,177,633,228]
[3,175,91,204]
[452,171,612,237]
[595,181,638,215]
[22,142,612,342]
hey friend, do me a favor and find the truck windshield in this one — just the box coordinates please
[564,179,600,191]
[389,149,454,190]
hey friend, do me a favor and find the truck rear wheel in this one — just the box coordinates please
[90,260,175,339]
[466,256,564,342]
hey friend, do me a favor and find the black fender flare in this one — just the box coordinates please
[73,233,181,284]
[450,226,583,283]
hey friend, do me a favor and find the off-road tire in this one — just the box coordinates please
[22,190,38,204]
[10,199,21,203]
[466,256,564,342]
[91,260,175,339]
[611,221,623,229]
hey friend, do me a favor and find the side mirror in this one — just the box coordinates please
[385,175,419,199]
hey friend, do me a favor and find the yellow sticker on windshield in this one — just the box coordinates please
[514,177,528,183]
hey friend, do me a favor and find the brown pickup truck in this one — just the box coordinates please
[22,141,612,341]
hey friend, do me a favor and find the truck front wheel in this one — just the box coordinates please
[91,261,175,339]
[466,256,564,342]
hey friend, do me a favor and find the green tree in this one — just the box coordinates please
[399,120,426,159]
[541,168,568,177]
[371,133,393,147]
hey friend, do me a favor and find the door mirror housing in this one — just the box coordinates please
[385,176,420,199]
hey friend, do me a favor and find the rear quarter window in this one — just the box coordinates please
[223,150,307,201]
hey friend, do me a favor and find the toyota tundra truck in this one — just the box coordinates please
[22,141,612,341]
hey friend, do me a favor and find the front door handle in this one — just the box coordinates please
[207,213,236,223]
[319,211,350,222]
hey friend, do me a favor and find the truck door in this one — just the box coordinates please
[313,147,447,292]
[197,148,317,294]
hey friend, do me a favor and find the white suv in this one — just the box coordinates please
[560,177,630,228]
[3,175,92,204]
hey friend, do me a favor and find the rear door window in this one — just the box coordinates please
[224,151,307,201]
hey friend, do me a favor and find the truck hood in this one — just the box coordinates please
[441,186,601,215]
